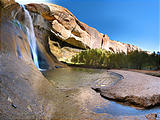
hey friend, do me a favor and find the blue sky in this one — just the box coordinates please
[16,0,159,52]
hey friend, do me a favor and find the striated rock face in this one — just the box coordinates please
[1,2,141,64]
[5,2,141,64]
[0,2,63,119]
[102,34,141,53]
[25,3,141,61]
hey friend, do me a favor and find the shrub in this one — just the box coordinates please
[71,49,160,70]
[71,49,112,67]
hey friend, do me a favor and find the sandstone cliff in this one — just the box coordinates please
[25,3,141,62]
[0,1,63,119]
[0,1,142,70]
[0,1,158,119]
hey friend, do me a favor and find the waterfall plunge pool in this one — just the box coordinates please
[42,68,160,119]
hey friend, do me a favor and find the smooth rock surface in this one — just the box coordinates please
[0,53,60,119]
[99,70,160,108]
[0,2,62,119]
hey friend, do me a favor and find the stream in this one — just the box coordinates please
[43,68,160,119]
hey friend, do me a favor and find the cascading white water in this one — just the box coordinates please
[21,5,40,69]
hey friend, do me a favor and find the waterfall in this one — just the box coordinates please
[21,5,40,69]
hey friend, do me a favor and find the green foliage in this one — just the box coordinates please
[71,49,112,67]
[71,49,160,70]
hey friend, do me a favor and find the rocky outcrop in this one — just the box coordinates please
[49,39,82,62]
[97,70,160,108]
[102,34,141,53]
[25,3,141,61]
[1,2,141,65]
[0,1,63,119]
[12,3,64,68]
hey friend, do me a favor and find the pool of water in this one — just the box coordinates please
[44,68,120,89]
[94,101,160,116]
[43,67,160,119]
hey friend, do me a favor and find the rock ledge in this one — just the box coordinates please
[98,70,160,108]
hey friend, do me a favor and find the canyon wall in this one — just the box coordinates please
[0,1,142,119]
[0,0,142,67]
[0,1,63,119]
[25,3,141,61]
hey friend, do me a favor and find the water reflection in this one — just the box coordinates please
[43,68,160,119]
[93,100,160,116]
[44,68,120,89]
